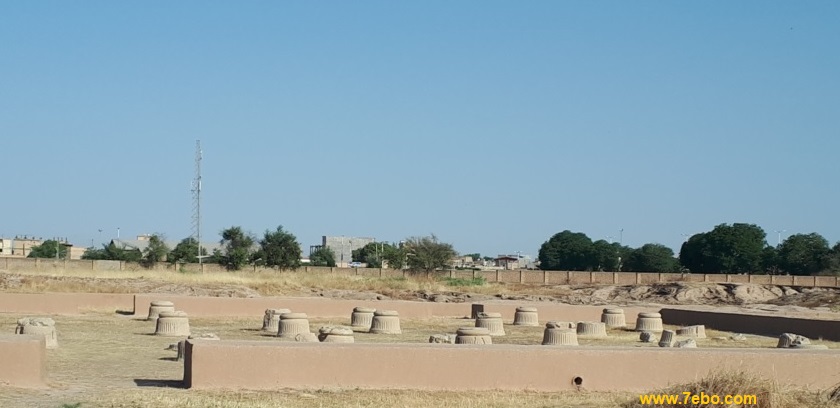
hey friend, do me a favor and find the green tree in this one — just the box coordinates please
[679,223,766,273]
[81,246,107,260]
[168,237,207,264]
[309,247,336,267]
[708,223,766,273]
[679,233,710,273]
[220,226,255,270]
[353,242,402,268]
[591,240,623,271]
[352,243,376,265]
[760,246,781,275]
[27,240,67,259]
[778,233,830,276]
[206,248,223,264]
[258,225,301,270]
[625,243,679,272]
[403,235,457,272]
[140,234,169,267]
[84,242,141,262]
[382,245,406,269]
[821,243,840,276]
[538,230,594,271]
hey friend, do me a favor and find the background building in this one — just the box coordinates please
[0,236,81,259]
[319,236,375,267]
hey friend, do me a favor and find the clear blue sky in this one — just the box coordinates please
[2,1,838,258]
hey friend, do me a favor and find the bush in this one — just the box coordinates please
[623,369,839,408]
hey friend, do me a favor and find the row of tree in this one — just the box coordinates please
[538,223,840,275]
[36,221,834,275]
[537,230,678,273]
[29,226,459,272]
[75,226,306,270]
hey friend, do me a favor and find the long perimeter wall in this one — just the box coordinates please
[184,341,840,391]
[2,257,838,288]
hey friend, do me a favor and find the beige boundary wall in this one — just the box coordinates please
[660,308,840,342]
[3,257,838,288]
[184,341,840,391]
[0,334,47,388]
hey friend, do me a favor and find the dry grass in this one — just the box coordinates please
[0,312,633,408]
[623,370,837,408]
[2,268,522,298]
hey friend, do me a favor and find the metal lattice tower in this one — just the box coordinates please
[191,140,203,263]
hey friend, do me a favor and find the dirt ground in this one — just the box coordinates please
[1,312,836,408]
[2,269,840,407]
[2,270,840,311]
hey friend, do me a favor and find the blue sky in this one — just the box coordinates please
[2,2,838,258]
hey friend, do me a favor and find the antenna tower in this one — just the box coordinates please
[191,140,203,263]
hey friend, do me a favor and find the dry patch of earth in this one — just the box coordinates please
[1,271,839,312]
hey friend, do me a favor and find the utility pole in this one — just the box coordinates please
[775,230,786,247]
[191,140,203,263]
[619,228,624,245]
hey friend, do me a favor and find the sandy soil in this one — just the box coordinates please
[1,313,835,408]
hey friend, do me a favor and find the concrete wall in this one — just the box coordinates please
[2,257,839,288]
[183,341,840,391]
[0,334,47,388]
[660,308,840,341]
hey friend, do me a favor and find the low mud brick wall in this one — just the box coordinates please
[183,341,840,391]
[0,293,135,315]
[0,334,47,388]
[660,308,840,341]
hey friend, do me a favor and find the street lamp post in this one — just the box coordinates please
[619,228,624,245]
[775,230,786,247]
